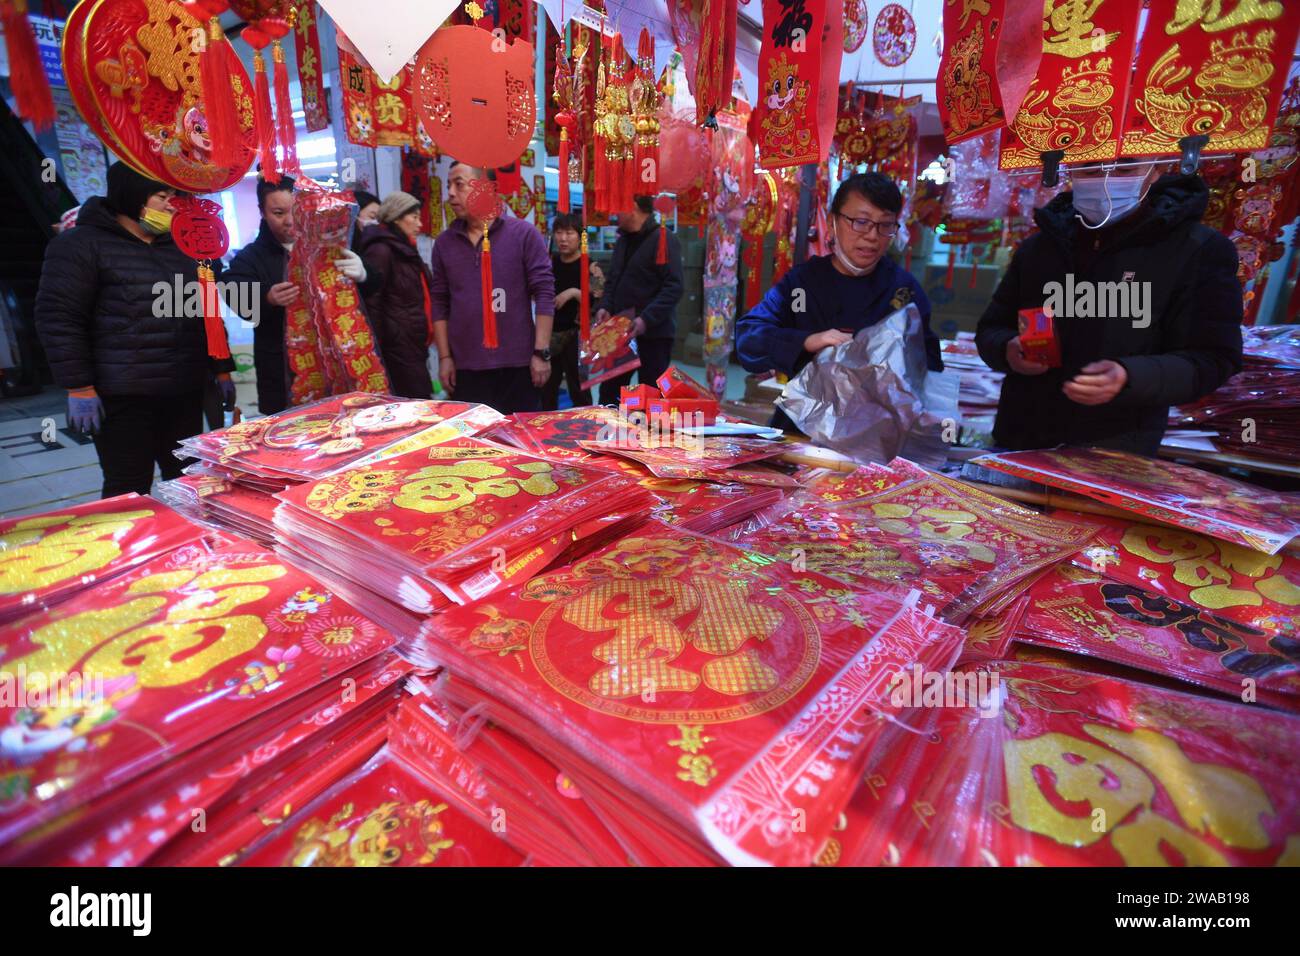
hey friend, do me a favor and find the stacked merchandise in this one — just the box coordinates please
[939,333,1004,444]
[0,531,410,865]
[406,528,969,866]
[578,433,797,488]
[156,393,503,543]
[272,436,657,661]
[1169,325,1300,466]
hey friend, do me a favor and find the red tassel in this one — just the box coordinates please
[945,248,955,289]
[272,41,298,174]
[252,50,279,178]
[579,229,591,342]
[198,264,231,360]
[557,127,571,213]
[1,1,54,130]
[481,230,498,349]
[656,219,667,265]
[200,19,241,168]
[904,245,913,272]
[969,258,979,288]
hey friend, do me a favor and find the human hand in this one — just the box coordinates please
[631,316,648,338]
[1063,360,1128,405]
[438,355,456,394]
[67,386,104,434]
[1006,336,1050,376]
[803,329,853,353]
[217,373,237,410]
[530,354,551,388]
[268,281,300,307]
[333,248,367,282]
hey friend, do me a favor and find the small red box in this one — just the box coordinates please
[619,384,661,410]
[1018,308,1061,368]
[656,366,713,400]
[646,397,720,425]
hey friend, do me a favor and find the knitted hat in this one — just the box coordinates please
[105,161,168,218]
[378,190,421,223]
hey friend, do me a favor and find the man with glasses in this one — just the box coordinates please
[736,172,941,430]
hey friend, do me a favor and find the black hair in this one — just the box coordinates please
[551,212,583,234]
[832,172,902,217]
[105,161,168,218]
[257,175,295,210]
[448,160,493,181]
[353,189,380,210]
[634,194,655,215]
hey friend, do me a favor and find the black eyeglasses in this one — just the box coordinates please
[837,213,900,238]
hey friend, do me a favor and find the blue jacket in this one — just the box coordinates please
[735,254,942,375]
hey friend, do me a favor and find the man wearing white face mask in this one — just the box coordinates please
[975,161,1243,455]
[736,172,942,431]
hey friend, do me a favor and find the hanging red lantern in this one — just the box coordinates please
[171,196,232,360]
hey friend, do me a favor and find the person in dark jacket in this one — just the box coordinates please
[225,176,373,414]
[735,172,941,432]
[359,190,436,399]
[594,194,684,405]
[351,189,380,249]
[35,162,235,498]
[974,163,1244,455]
[542,212,594,410]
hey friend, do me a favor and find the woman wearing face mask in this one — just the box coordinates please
[35,162,236,498]
[351,189,380,249]
[357,190,436,398]
[736,172,942,430]
[975,161,1243,455]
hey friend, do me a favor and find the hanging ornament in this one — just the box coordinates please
[272,29,299,172]
[467,179,503,349]
[633,29,661,196]
[843,0,869,55]
[873,4,917,68]
[1,0,55,129]
[600,33,636,213]
[553,38,576,213]
[171,196,232,360]
[231,2,292,177]
[579,226,591,342]
[653,195,674,264]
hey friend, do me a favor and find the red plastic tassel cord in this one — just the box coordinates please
[579,228,591,342]
[252,50,279,178]
[904,245,912,272]
[558,127,570,213]
[272,41,299,175]
[1,0,54,130]
[969,257,979,288]
[656,217,667,265]
[200,19,241,168]
[481,228,499,349]
[198,264,232,360]
[945,248,955,289]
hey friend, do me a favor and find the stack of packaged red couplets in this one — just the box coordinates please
[0,494,206,626]
[723,464,1097,624]
[236,749,524,867]
[643,478,785,535]
[388,688,631,865]
[831,661,1300,866]
[484,406,627,467]
[579,433,796,487]
[155,474,280,546]
[0,533,405,863]
[974,447,1300,555]
[177,393,502,489]
[1011,563,1300,712]
[273,437,656,662]
[417,527,968,866]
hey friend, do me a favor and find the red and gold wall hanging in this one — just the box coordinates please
[740,170,778,312]
[753,0,844,169]
[66,0,256,192]
[338,40,377,147]
[170,194,233,360]
[667,0,738,126]
[936,0,1042,146]
[999,0,1143,170]
[413,23,536,170]
[843,0,869,54]
[292,1,329,131]
[872,2,916,67]
[1120,0,1300,158]
[373,65,415,148]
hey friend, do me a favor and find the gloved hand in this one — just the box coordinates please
[333,248,367,283]
[67,386,104,434]
[217,373,237,410]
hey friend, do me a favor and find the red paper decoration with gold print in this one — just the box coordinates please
[171,196,230,260]
[998,0,1144,170]
[413,24,536,170]
[843,0,869,54]
[936,0,1042,147]
[76,0,256,192]
[1119,0,1300,158]
[873,3,916,67]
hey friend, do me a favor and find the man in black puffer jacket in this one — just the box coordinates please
[35,162,235,497]
[975,165,1243,455]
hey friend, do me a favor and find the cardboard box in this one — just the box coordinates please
[656,365,713,400]
[1017,307,1061,368]
[646,396,719,425]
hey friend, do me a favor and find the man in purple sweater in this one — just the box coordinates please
[431,162,556,414]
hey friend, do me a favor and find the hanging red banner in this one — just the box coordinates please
[293,2,329,132]
[373,65,415,148]
[936,0,1042,146]
[339,44,378,147]
[1119,0,1300,157]
[753,0,843,169]
[999,0,1144,170]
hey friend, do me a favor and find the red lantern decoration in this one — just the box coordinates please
[171,196,232,361]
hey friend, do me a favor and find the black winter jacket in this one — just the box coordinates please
[35,196,235,397]
[358,222,434,399]
[975,173,1243,455]
[598,220,684,340]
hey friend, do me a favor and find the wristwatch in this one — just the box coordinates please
[533,348,553,361]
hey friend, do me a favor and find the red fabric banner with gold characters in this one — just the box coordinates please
[293,2,329,132]
[1120,0,1300,157]
[999,0,1143,170]
[339,44,377,147]
[936,0,1042,146]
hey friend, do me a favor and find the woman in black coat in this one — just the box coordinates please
[357,191,435,399]
[35,162,235,498]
